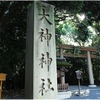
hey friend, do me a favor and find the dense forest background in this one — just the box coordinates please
[0,1,100,90]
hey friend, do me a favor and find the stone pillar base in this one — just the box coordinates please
[88,85,97,87]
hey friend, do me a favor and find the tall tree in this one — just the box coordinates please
[0,1,32,89]
[0,1,32,33]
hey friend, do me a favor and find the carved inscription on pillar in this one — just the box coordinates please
[46,78,54,92]
[32,2,57,99]
[39,28,52,46]
[39,79,45,96]
[26,1,57,99]
[39,52,52,72]
[36,2,56,98]
[39,78,54,96]
[39,9,52,25]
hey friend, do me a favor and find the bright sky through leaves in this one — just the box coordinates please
[60,14,97,46]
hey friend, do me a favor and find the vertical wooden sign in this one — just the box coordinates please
[25,1,57,99]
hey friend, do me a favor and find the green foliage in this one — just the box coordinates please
[54,1,100,47]
[47,1,83,14]
[0,1,32,90]
[57,61,72,67]
[0,1,32,33]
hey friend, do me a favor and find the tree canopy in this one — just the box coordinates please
[46,1,100,46]
[0,1,32,33]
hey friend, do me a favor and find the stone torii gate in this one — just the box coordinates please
[57,44,98,87]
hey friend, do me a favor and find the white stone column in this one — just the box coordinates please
[87,51,96,87]
[25,1,58,99]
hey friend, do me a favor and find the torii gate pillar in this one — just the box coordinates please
[87,51,96,87]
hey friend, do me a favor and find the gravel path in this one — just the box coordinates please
[66,85,100,99]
